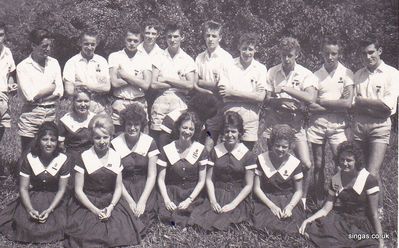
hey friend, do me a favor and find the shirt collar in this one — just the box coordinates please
[26,54,49,70]
[234,57,256,71]
[163,141,204,165]
[257,152,300,180]
[137,43,161,55]
[60,112,95,133]
[276,63,300,78]
[77,52,100,63]
[81,147,123,174]
[27,153,67,176]
[368,60,387,74]
[111,132,153,158]
[214,143,249,161]
[205,46,224,60]
[331,168,370,196]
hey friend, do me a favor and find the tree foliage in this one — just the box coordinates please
[1,0,398,72]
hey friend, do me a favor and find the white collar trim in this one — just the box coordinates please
[214,143,248,161]
[111,133,153,158]
[164,141,204,165]
[81,147,122,174]
[27,153,67,176]
[257,152,300,180]
[331,168,370,195]
[60,112,95,133]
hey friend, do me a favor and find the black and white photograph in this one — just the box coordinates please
[0,0,397,247]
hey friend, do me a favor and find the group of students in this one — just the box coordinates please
[0,17,397,247]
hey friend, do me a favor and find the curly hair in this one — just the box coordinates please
[30,122,61,157]
[279,36,301,53]
[222,111,244,137]
[269,124,295,147]
[187,93,218,121]
[171,111,202,141]
[119,103,147,131]
[335,141,365,171]
[89,114,115,137]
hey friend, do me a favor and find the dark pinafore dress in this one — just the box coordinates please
[189,143,256,230]
[64,147,145,248]
[111,132,159,230]
[157,141,208,226]
[0,153,70,243]
[252,151,306,234]
[305,168,380,247]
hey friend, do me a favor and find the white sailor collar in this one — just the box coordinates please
[60,112,95,133]
[331,168,370,195]
[111,132,153,158]
[27,153,67,176]
[81,147,123,174]
[163,141,204,165]
[257,152,300,180]
[214,143,249,161]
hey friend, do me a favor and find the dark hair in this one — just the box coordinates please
[119,103,147,131]
[222,111,244,137]
[29,29,51,45]
[79,28,99,44]
[72,86,92,101]
[142,18,162,33]
[279,36,301,53]
[202,20,223,36]
[187,93,218,120]
[125,23,142,36]
[172,111,202,141]
[30,122,61,157]
[238,32,259,49]
[0,22,6,32]
[165,21,183,36]
[359,36,381,50]
[321,35,341,51]
[269,124,295,146]
[335,141,365,171]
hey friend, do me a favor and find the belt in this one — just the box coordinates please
[114,96,145,102]
[33,104,56,109]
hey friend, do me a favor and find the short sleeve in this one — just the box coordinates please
[62,57,75,84]
[182,55,196,75]
[198,148,208,170]
[343,69,354,87]
[160,115,175,134]
[254,158,263,176]
[365,174,379,195]
[19,157,32,178]
[108,52,120,68]
[58,117,67,142]
[59,157,71,178]
[147,140,160,158]
[156,149,168,167]
[243,151,257,170]
[265,69,274,92]
[207,149,217,166]
[292,163,303,181]
[303,70,318,90]
[73,155,85,174]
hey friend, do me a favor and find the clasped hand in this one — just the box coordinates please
[29,208,52,223]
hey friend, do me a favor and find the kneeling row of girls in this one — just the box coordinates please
[0,88,384,248]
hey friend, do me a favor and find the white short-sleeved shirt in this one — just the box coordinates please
[224,58,267,103]
[314,62,354,101]
[0,46,16,92]
[108,49,152,99]
[17,55,63,104]
[153,48,196,94]
[195,46,234,87]
[354,61,399,116]
[266,63,318,100]
[63,53,110,91]
[136,43,164,68]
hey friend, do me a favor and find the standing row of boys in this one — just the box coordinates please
[0,19,396,247]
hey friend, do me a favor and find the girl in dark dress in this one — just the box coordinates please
[111,103,159,230]
[252,124,305,234]
[157,111,208,226]
[299,141,384,248]
[189,111,256,230]
[59,86,95,160]
[0,122,70,243]
[65,114,144,247]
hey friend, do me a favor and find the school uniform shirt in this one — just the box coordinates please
[153,48,196,95]
[108,49,152,100]
[354,61,399,117]
[17,55,64,104]
[223,57,267,104]
[58,111,95,150]
[136,43,164,68]
[63,53,110,92]
[0,46,16,92]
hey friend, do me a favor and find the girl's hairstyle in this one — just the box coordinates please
[172,111,202,141]
[335,141,365,171]
[88,114,115,136]
[269,124,295,146]
[279,36,301,53]
[119,103,147,131]
[72,86,92,101]
[30,122,61,157]
[222,111,244,137]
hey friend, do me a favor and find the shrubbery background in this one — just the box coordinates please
[1,0,398,72]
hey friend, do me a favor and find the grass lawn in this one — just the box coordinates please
[0,94,397,247]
